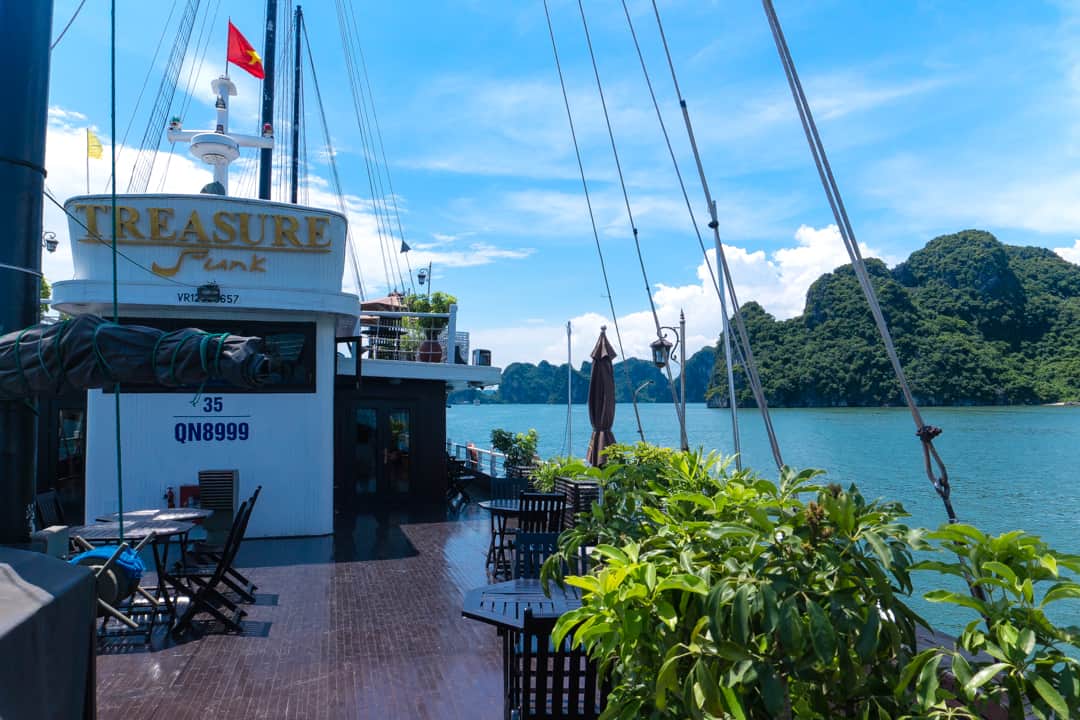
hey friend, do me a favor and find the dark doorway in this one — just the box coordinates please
[339,401,415,508]
[334,377,447,517]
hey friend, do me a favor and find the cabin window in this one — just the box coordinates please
[106,318,317,394]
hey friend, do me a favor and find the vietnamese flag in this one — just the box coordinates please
[227,21,265,79]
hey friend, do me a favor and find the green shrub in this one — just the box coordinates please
[490,428,539,469]
[908,525,1080,718]
[538,445,1080,719]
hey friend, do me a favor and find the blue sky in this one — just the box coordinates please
[42,1,1080,365]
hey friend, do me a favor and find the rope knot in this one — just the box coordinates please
[707,220,719,230]
[916,425,942,443]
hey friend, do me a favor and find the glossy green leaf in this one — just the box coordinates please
[593,544,630,565]
[656,599,678,631]
[778,603,803,654]
[732,585,750,645]
[656,574,709,596]
[963,663,1010,694]
[1030,675,1069,719]
[719,685,747,720]
[980,560,1018,587]
[807,601,836,663]
[759,665,786,717]
[855,608,880,662]
[916,653,943,710]
[1042,582,1080,607]
[924,589,987,614]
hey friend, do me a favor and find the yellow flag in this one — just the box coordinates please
[86,129,103,160]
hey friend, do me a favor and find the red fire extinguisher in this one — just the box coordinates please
[165,486,175,508]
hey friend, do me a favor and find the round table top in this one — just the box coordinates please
[478,499,520,514]
[95,507,214,523]
[462,578,581,630]
[69,518,195,543]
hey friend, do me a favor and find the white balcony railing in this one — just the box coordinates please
[343,305,473,364]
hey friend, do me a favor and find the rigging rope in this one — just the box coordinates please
[302,22,367,301]
[761,0,955,520]
[348,3,415,294]
[110,0,125,541]
[542,0,645,443]
[619,0,743,468]
[117,0,180,157]
[126,0,203,193]
[50,0,89,51]
[345,0,413,294]
[575,0,687,444]
[647,0,785,470]
[334,0,397,293]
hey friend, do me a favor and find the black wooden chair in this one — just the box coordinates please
[518,492,565,534]
[507,609,607,719]
[34,490,66,528]
[488,477,529,575]
[512,532,561,580]
[169,499,250,635]
[187,485,261,602]
[446,456,473,508]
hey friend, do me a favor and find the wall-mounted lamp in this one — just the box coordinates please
[197,282,221,303]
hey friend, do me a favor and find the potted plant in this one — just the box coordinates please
[532,456,605,529]
[404,291,457,362]
[490,428,539,479]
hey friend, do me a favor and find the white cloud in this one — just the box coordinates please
[473,224,888,365]
[41,105,535,301]
[1055,239,1080,264]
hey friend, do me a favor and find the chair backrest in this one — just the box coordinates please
[210,499,249,585]
[513,532,560,579]
[512,609,607,719]
[35,490,66,528]
[234,485,261,546]
[519,491,565,533]
[491,476,527,502]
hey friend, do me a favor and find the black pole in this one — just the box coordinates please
[289,6,302,204]
[0,1,53,544]
[257,0,278,200]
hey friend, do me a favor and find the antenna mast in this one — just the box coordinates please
[257,0,278,199]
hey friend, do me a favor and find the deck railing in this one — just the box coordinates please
[345,305,473,364]
[446,441,509,478]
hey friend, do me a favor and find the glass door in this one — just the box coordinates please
[384,409,411,495]
[341,403,414,506]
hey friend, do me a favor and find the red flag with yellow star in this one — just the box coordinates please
[227,21,265,79]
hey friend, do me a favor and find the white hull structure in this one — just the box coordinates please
[50,77,499,538]
[52,193,498,537]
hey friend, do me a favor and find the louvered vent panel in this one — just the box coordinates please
[198,469,238,512]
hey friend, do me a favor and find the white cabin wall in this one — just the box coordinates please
[83,315,338,537]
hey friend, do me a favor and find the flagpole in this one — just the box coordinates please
[225,17,230,78]
[85,128,89,194]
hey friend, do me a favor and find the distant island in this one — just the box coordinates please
[452,230,1080,407]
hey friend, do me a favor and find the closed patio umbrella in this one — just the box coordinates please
[585,327,617,466]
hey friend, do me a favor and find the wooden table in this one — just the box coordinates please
[95,508,214,523]
[462,579,582,720]
[68,519,195,624]
[462,578,580,630]
[478,499,520,574]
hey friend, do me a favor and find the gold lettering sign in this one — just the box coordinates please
[72,204,334,256]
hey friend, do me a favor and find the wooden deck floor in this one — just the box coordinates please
[95,502,504,719]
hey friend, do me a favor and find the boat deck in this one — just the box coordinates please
[95,502,503,719]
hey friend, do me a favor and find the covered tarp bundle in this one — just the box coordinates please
[0,313,270,399]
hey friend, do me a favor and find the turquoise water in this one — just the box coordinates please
[448,403,1080,634]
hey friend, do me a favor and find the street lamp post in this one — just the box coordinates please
[417,262,432,301]
[649,310,689,451]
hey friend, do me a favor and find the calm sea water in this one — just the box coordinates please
[448,403,1080,634]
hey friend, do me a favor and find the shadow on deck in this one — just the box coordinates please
[95,500,503,719]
